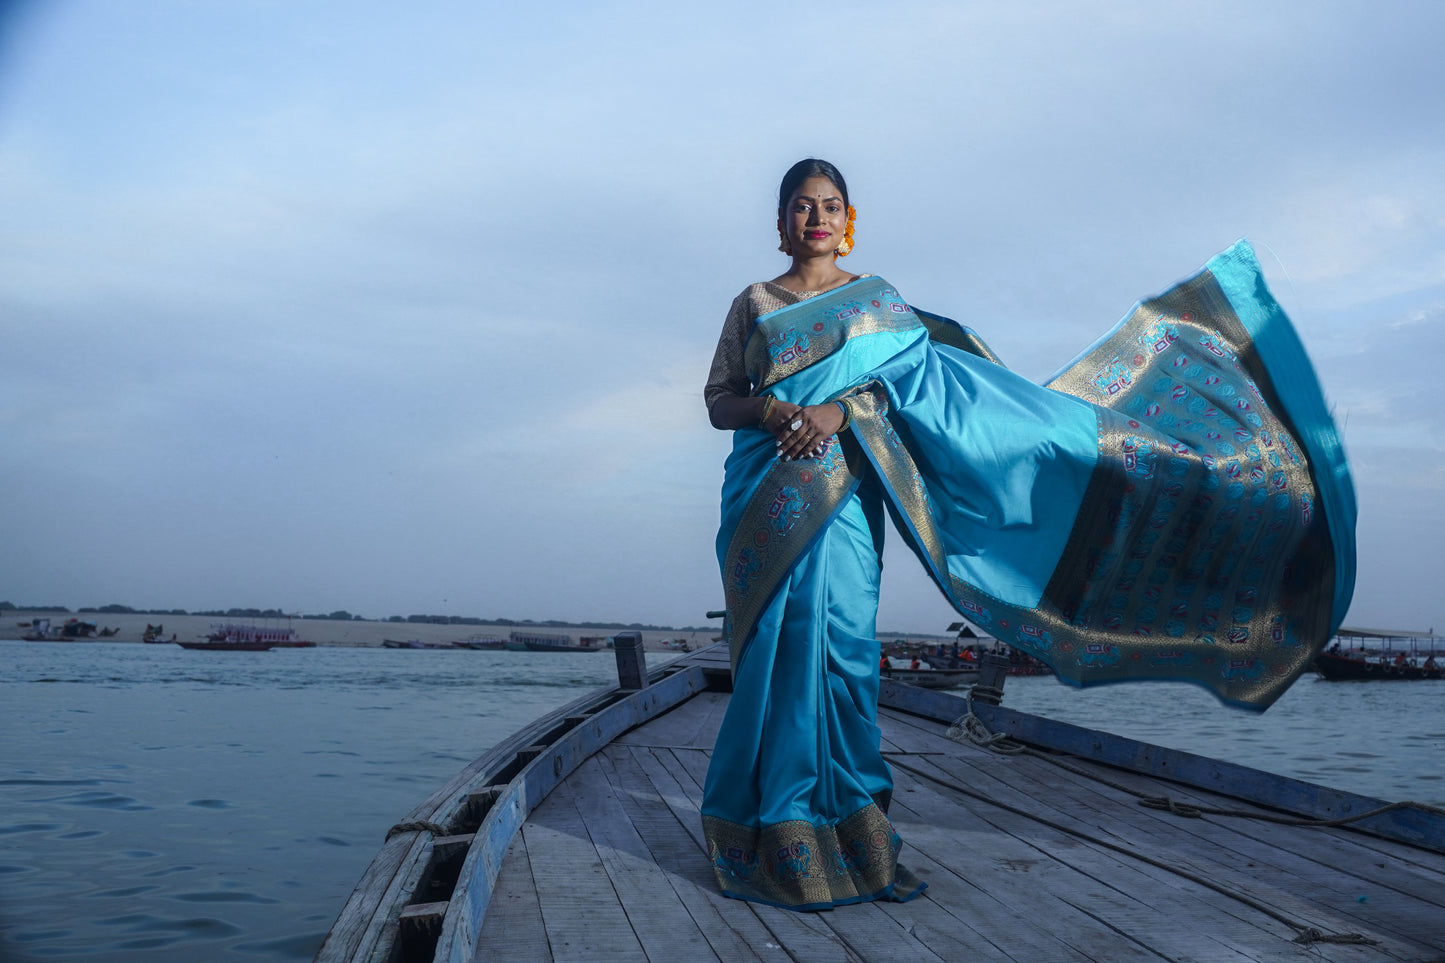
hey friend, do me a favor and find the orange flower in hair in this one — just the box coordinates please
[835,206,857,257]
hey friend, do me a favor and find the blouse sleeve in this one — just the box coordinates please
[703,292,755,411]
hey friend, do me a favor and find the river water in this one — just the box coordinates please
[2,640,1441,961]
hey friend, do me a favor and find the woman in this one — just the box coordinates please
[701,159,1355,911]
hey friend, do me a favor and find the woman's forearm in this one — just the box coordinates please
[709,394,770,430]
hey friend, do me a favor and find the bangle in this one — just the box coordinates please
[759,396,775,427]
[835,398,853,431]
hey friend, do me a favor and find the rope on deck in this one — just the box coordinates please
[385,820,451,841]
[927,691,1385,948]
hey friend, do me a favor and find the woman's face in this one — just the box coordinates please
[783,175,847,258]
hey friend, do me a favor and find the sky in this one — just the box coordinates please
[1,0,1441,634]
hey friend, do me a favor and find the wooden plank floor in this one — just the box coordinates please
[475,690,1445,962]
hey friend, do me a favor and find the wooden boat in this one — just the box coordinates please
[459,636,509,650]
[317,638,1445,962]
[176,639,274,651]
[1316,651,1445,681]
[512,631,600,653]
[383,639,457,649]
[208,623,316,648]
[880,664,979,689]
[23,618,101,641]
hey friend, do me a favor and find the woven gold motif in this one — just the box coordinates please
[720,438,866,674]
[745,281,922,392]
[854,270,1336,705]
[702,802,920,909]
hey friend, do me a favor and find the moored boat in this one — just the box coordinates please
[23,618,103,641]
[459,636,509,650]
[207,622,315,648]
[383,639,457,649]
[176,639,275,651]
[1315,627,1443,681]
[512,630,599,653]
[1315,651,1444,681]
[880,663,980,689]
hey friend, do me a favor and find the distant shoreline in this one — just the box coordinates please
[0,610,712,650]
[2,609,952,649]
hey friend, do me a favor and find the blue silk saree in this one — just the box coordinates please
[701,241,1356,909]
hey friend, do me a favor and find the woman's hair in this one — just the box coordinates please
[778,158,849,213]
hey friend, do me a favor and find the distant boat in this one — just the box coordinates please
[1315,651,1444,681]
[511,631,599,653]
[881,661,980,689]
[177,639,275,652]
[944,619,1053,676]
[23,618,100,641]
[383,639,457,649]
[458,636,509,650]
[206,623,315,648]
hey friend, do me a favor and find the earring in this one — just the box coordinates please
[776,217,792,255]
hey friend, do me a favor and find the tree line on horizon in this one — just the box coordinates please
[0,601,711,633]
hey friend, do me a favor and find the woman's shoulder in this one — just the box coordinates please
[732,274,882,313]
[728,281,800,322]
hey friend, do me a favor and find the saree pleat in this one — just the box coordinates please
[702,241,1355,910]
[702,487,926,909]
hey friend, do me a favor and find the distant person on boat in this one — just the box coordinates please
[700,158,1355,913]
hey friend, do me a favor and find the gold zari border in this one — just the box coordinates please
[720,437,865,673]
[702,802,922,909]
[745,280,922,393]
[858,270,1336,706]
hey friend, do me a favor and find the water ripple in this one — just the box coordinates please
[0,821,63,836]
[43,791,153,811]
[233,932,326,959]
[89,885,159,899]
[173,890,280,904]
[141,864,195,878]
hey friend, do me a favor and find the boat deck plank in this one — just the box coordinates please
[877,710,1433,960]
[517,775,650,961]
[1046,750,1445,907]
[1017,752,1445,951]
[890,774,1256,962]
[593,746,774,963]
[892,759,1378,963]
[562,757,723,961]
[613,685,729,750]
[471,831,551,960]
[885,728,1442,956]
[475,688,1445,962]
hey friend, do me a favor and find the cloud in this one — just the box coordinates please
[2,0,1443,631]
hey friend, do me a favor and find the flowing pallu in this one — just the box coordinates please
[701,240,1356,909]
